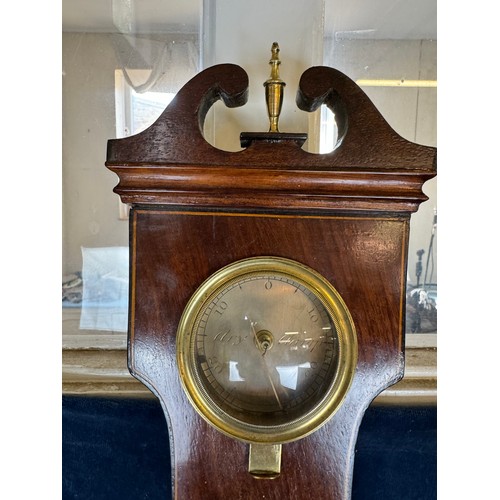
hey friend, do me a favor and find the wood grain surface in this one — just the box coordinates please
[105,63,436,499]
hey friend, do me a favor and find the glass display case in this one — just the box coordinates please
[62,0,436,402]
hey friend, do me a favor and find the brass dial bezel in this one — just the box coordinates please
[176,256,358,444]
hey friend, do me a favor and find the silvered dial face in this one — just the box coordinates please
[177,257,358,445]
[193,272,339,427]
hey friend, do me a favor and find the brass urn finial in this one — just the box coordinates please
[264,42,286,132]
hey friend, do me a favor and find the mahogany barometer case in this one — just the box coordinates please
[105,53,436,499]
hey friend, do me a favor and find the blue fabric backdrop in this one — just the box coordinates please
[62,397,436,499]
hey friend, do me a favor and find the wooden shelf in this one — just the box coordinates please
[62,310,436,404]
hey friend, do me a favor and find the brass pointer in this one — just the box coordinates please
[249,320,283,410]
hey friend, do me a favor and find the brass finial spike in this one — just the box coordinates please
[264,42,286,132]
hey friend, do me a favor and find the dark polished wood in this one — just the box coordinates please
[106,64,435,214]
[105,63,436,499]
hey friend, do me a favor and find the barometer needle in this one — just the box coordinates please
[265,368,283,410]
[249,320,283,410]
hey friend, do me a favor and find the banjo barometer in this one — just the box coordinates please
[105,44,436,499]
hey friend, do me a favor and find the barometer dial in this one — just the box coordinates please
[177,257,357,444]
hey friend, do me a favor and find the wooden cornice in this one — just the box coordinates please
[105,64,436,214]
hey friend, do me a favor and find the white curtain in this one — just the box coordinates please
[111,33,199,94]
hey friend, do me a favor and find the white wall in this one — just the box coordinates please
[62,33,198,275]
[63,33,128,275]
[202,0,325,151]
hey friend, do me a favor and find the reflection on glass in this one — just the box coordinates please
[62,4,200,333]
[323,31,437,333]
[276,363,312,390]
[192,273,340,424]
[79,247,129,333]
[63,0,436,335]
[229,361,245,382]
